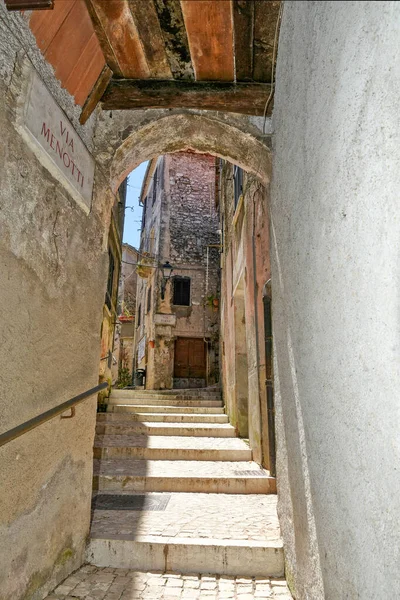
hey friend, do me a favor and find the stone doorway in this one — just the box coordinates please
[173,337,207,389]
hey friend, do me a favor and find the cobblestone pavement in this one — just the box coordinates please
[93,459,269,477]
[45,566,293,599]
[90,493,280,542]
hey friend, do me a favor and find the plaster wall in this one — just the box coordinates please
[272,2,400,598]
[220,165,270,465]
[0,9,112,599]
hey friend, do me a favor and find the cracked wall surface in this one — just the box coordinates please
[0,8,112,599]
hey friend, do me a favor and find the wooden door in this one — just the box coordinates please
[174,338,206,379]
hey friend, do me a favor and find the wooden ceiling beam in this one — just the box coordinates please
[83,0,122,76]
[181,0,234,82]
[232,0,254,82]
[80,65,112,125]
[127,1,172,79]
[152,0,194,80]
[6,0,53,9]
[253,0,281,82]
[100,79,272,117]
[83,0,150,79]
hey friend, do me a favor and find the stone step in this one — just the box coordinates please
[87,536,283,577]
[111,389,221,400]
[94,435,252,461]
[87,492,283,577]
[95,422,236,438]
[108,404,225,415]
[97,412,229,423]
[108,397,223,407]
[92,459,276,494]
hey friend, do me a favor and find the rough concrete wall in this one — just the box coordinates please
[0,9,111,600]
[272,2,400,598]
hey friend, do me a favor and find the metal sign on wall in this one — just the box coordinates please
[154,313,176,326]
[137,336,146,363]
[18,70,95,214]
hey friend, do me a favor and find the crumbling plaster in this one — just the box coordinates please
[0,9,114,600]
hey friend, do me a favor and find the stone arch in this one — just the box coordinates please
[109,112,271,192]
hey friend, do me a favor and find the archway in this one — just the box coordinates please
[104,111,271,193]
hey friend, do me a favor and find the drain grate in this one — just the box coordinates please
[92,494,171,511]
[233,470,268,477]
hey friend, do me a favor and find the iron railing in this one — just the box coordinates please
[0,382,108,448]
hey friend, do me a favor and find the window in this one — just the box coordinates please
[141,197,147,229]
[105,248,115,310]
[152,168,158,205]
[173,277,191,306]
[147,286,152,314]
[233,165,243,209]
[137,304,141,327]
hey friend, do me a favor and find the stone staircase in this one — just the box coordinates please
[86,388,284,578]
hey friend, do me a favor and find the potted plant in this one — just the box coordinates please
[206,294,219,309]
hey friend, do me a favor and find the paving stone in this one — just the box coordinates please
[45,568,292,599]
[165,578,184,587]
[183,580,200,588]
[90,492,281,542]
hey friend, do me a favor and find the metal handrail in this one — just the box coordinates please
[0,382,108,448]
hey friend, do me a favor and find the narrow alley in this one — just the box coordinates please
[1,2,399,600]
[44,387,290,599]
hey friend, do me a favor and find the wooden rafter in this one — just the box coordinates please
[181,0,234,82]
[100,79,272,117]
[152,0,195,80]
[127,0,172,79]
[232,0,255,81]
[6,0,53,9]
[80,65,112,125]
[83,0,150,79]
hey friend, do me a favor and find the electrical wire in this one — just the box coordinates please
[263,1,284,134]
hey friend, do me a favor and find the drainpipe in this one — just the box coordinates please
[262,279,276,477]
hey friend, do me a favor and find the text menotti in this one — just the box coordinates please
[41,120,85,188]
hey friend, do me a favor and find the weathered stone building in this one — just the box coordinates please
[99,180,127,388]
[134,152,220,389]
[111,243,138,385]
[218,162,271,467]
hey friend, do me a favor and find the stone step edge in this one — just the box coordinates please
[87,536,284,577]
[95,424,235,435]
[107,400,224,407]
[107,405,225,414]
[92,474,276,494]
[96,415,229,423]
[93,449,252,462]
[90,533,283,548]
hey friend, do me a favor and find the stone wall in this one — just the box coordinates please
[272,2,400,598]
[0,8,112,599]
